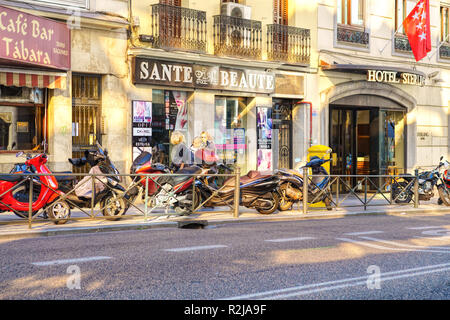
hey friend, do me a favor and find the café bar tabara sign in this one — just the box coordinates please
[133,57,275,94]
[0,5,71,70]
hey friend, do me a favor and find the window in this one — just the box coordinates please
[214,97,248,173]
[0,86,47,151]
[441,6,450,43]
[274,0,288,25]
[17,0,89,9]
[395,0,417,34]
[337,0,365,27]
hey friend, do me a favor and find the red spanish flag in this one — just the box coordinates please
[402,0,431,62]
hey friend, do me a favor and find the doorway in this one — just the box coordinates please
[272,99,293,170]
[330,105,406,190]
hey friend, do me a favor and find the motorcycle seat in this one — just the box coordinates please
[0,175,26,182]
[53,172,76,182]
[240,170,273,184]
[178,166,202,175]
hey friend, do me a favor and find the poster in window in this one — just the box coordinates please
[164,91,188,131]
[257,107,273,171]
[132,101,152,149]
[16,122,29,133]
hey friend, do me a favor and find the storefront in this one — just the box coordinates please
[320,64,426,189]
[132,56,302,173]
[0,5,70,173]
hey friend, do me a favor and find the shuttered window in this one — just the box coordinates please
[274,0,288,25]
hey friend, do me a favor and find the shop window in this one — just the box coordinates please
[214,97,247,172]
[0,105,46,151]
[133,90,189,165]
[0,85,46,152]
[337,0,365,27]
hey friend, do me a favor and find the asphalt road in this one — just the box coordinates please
[0,213,449,301]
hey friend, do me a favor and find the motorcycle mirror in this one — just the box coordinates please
[326,149,332,154]
[11,142,16,150]
[440,156,444,161]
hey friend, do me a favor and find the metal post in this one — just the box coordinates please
[389,177,393,205]
[364,177,367,211]
[336,177,340,208]
[234,167,240,218]
[28,177,33,229]
[414,169,419,208]
[303,167,308,214]
[144,176,149,221]
[91,174,95,218]
[192,176,196,214]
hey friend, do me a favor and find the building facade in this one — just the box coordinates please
[0,0,449,183]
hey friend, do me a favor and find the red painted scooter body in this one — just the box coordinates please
[0,154,62,213]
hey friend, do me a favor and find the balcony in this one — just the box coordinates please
[336,25,369,48]
[267,24,310,65]
[394,33,412,53]
[439,42,450,60]
[150,3,207,53]
[213,15,262,59]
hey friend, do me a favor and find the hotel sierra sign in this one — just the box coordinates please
[133,57,276,94]
[0,5,70,70]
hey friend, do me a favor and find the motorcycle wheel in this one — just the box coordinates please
[437,186,450,206]
[278,183,294,211]
[101,195,127,221]
[47,200,71,225]
[256,192,280,215]
[392,182,413,204]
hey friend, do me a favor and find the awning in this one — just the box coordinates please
[0,70,67,90]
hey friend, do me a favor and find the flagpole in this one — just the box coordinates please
[427,33,450,61]
[379,24,405,54]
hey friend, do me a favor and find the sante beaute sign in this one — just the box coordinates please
[133,57,276,94]
[0,5,70,70]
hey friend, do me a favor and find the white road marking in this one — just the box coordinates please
[164,245,228,252]
[32,256,112,266]
[406,226,444,230]
[337,237,450,254]
[221,262,450,300]
[358,236,450,251]
[265,237,315,243]
[344,231,384,236]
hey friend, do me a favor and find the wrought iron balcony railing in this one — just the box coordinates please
[213,15,262,59]
[336,25,369,47]
[394,33,412,53]
[150,3,207,53]
[267,24,310,65]
[439,42,450,60]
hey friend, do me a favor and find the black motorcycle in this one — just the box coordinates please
[392,157,446,204]
[195,165,280,215]
[56,142,129,220]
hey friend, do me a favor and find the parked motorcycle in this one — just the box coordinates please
[57,142,129,220]
[437,158,450,206]
[276,156,333,211]
[128,148,201,215]
[0,152,71,224]
[392,157,446,204]
[195,165,280,215]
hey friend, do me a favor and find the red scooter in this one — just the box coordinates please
[0,152,71,224]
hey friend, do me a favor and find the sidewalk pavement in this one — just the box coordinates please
[1,197,450,239]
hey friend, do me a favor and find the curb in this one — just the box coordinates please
[1,207,450,240]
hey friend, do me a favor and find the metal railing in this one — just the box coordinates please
[0,169,443,229]
[267,24,311,65]
[150,3,207,53]
[0,170,241,229]
[213,15,262,59]
[301,169,422,214]
[336,24,370,47]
